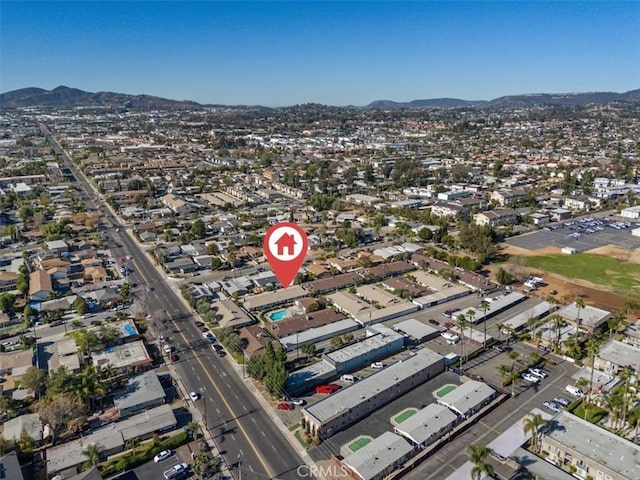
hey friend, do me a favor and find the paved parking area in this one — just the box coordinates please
[507,219,640,252]
[402,356,580,480]
[307,371,462,462]
[134,450,188,480]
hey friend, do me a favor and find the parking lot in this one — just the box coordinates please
[134,450,188,480]
[507,216,640,252]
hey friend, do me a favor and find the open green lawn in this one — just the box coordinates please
[436,384,458,398]
[394,408,418,424]
[572,403,609,424]
[348,437,372,452]
[518,254,640,296]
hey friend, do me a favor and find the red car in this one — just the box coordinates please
[315,383,341,395]
[198,326,209,332]
[277,402,294,410]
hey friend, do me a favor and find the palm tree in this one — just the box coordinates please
[550,313,564,349]
[497,364,511,387]
[584,339,599,411]
[468,443,495,480]
[523,413,547,453]
[496,323,506,343]
[619,367,633,431]
[456,314,467,370]
[607,310,625,338]
[574,296,585,350]
[507,368,520,397]
[508,350,519,370]
[480,301,489,348]
[82,443,103,470]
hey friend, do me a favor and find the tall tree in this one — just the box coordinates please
[585,339,599,412]
[456,314,467,370]
[523,413,546,453]
[574,296,585,350]
[468,443,495,480]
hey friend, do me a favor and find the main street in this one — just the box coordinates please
[42,125,309,480]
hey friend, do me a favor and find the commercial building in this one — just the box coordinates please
[452,292,526,324]
[540,410,640,480]
[555,302,611,333]
[279,318,359,352]
[302,348,444,439]
[437,380,497,418]
[393,403,458,448]
[393,318,441,343]
[341,431,414,480]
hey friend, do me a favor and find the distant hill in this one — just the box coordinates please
[0,85,202,110]
[2,85,639,110]
[366,89,640,109]
[367,98,487,109]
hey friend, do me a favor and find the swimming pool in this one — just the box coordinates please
[268,308,290,322]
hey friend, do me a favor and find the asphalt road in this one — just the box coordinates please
[42,125,308,480]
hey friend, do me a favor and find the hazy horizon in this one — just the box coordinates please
[2,1,639,107]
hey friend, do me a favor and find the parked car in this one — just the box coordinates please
[428,319,440,326]
[212,344,225,356]
[521,372,540,383]
[277,402,294,410]
[170,354,179,362]
[553,396,571,407]
[189,391,200,401]
[204,332,216,343]
[163,344,174,354]
[195,321,205,327]
[543,400,561,413]
[529,368,548,379]
[492,345,506,353]
[371,362,385,369]
[315,384,340,394]
[154,450,174,463]
[198,326,209,332]
[291,399,306,406]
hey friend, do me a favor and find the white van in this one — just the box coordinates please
[565,385,584,397]
[340,374,356,384]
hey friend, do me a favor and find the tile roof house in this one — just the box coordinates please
[29,270,53,301]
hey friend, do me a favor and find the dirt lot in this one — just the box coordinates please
[496,243,639,312]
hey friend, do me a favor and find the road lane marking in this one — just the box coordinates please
[165,310,278,479]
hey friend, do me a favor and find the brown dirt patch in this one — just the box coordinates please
[498,242,639,311]
[499,244,563,257]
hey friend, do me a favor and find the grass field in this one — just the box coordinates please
[348,436,372,452]
[518,254,640,297]
[394,408,418,424]
[436,384,457,398]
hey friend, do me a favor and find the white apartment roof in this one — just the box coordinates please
[342,431,413,480]
[393,318,439,341]
[503,301,551,331]
[304,348,443,424]
[394,403,457,446]
[437,380,496,417]
[323,325,403,365]
[452,292,526,324]
[285,360,336,393]
[279,319,359,350]
[487,408,552,460]
[113,371,165,413]
[543,411,640,478]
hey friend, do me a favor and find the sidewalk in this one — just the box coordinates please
[126,226,317,474]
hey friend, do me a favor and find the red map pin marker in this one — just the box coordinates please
[263,222,309,289]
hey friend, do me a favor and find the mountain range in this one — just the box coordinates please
[1,85,639,110]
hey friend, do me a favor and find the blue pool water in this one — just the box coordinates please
[124,324,136,336]
[268,309,290,322]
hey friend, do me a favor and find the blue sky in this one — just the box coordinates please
[2,1,639,106]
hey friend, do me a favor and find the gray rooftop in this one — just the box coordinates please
[394,403,458,446]
[285,360,336,394]
[503,301,551,331]
[46,404,177,474]
[113,371,165,413]
[341,431,413,480]
[280,319,359,350]
[393,318,439,341]
[487,408,552,459]
[543,410,640,478]
[304,347,443,424]
[437,380,496,416]
[510,447,575,480]
[557,302,610,329]
[0,451,24,480]
[597,339,640,368]
[2,413,42,442]
[323,325,403,365]
[453,291,526,323]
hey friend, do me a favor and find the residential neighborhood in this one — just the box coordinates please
[0,98,639,480]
